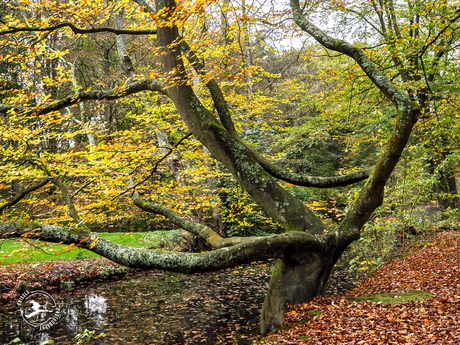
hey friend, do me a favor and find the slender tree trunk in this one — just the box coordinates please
[114,8,135,78]
[103,35,114,128]
[203,146,224,232]
[437,166,458,209]
[155,130,186,186]
[68,64,96,148]
[241,0,253,99]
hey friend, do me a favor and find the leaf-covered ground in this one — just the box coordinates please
[259,231,460,344]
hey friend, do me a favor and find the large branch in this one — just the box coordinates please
[289,1,422,247]
[0,22,157,36]
[290,0,410,109]
[0,221,328,273]
[154,0,326,234]
[0,78,169,116]
[335,107,420,248]
[243,142,374,188]
[132,193,257,248]
[180,37,371,188]
[179,40,238,137]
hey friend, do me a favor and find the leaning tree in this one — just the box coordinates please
[1,0,459,335]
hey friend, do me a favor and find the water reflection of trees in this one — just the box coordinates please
[1,263,271,344]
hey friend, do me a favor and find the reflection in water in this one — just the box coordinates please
[85,294,107,328]
[63,303,79,334]
[0,262,272,344]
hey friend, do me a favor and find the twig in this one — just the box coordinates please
[0,178,52,215]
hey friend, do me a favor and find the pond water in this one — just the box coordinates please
[0,261,274,345]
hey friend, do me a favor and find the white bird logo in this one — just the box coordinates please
[25,300,52,318]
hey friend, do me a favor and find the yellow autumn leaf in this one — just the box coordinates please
[89,237,99,248]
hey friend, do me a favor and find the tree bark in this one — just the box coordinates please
[260,250,339,335]
[151,0,422,335]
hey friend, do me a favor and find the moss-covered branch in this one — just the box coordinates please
[243,142,374,188]
[132,193,260,248]
[290,0,410,109]
[0,221,328,273]
[289,0,422,246]
[154,0,328,234]
[179,41,238,137]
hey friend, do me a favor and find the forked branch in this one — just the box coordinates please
[132,192,260,248]
[179,41,237,136]
[290,0,410,109]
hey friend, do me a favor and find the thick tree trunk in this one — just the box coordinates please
[260,247,340,335]
[154,0,326,234]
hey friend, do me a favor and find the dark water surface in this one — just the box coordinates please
[1,261,274,344]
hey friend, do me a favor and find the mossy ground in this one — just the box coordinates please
[347,289,432,304]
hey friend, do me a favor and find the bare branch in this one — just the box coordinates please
[0,22,157,36]
[71,179,96,199]
[112,132,192,201]
[0,178,52,215]
[344,8,385,37]
[0,78,170,116]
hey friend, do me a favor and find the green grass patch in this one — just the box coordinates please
[0,231,181,265]
[348,290,432,304]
